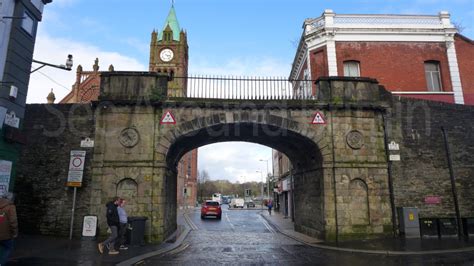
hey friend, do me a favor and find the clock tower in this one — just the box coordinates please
[149,4,188,97]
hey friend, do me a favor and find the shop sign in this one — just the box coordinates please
[4,112,19,128]
[0,160,12,196]
[425,196,441,204]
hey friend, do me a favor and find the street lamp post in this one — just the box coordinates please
[31,54,73,73]
[259,159,270,199]
[241,176,246,198]
[256,170,264,210]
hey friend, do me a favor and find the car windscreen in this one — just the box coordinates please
[206,201,219,206]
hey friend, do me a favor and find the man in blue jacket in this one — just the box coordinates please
[98,197,120,255]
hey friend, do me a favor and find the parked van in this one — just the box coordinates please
[212,193,222,204]
[230,198,244,208]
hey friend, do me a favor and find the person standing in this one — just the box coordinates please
[267,200,273,215]
[116,199,129,250]
[0,192,18,265]
[98,197,120,255]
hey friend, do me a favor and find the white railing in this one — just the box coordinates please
[305,11,446,34]
[334,15,441,26]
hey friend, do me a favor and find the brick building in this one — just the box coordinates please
[274,10,474,220]
[290,10,474,105]
[57,4,198,208]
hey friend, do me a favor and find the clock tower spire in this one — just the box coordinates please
[149,4,188,97]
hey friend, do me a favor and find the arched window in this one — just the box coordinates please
[424,61,442,91]
[343,61,360,77]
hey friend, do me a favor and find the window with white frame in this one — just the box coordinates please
[343,61,360,77]
[424,61,442,91]
[303,69,311,97]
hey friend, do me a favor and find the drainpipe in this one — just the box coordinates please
[382,113,398,237]
[291,169,295,222]
[329,106,339,244]
[441,126,463,239]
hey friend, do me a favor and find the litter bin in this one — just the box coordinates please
[438,218,457,238]
[420,218,439,238]
[462,218,474,239]
[126,216,148,246]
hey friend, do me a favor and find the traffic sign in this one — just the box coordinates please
[160,110,176,124]
[67,150,86,187]
[69,150,86,171]
[311,112,326,124]
[67,170,83,187]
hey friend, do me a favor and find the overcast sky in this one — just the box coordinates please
[28,0,473,182]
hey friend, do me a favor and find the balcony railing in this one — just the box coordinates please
[176,75,315,100]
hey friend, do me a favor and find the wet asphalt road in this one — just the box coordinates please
[143,205,474,265]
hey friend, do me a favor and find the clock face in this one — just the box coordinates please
[119,128,140,148]
[160,48,174,62]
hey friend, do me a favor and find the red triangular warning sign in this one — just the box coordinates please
[311,111,326,124]
[160,110,176,125]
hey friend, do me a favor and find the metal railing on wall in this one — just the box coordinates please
[175,75,316,100]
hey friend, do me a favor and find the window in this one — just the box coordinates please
[343,61,360,77]
[163,32,171,41]
[425,62,442,91]
[303,69,311,96]
[21,11,34,35]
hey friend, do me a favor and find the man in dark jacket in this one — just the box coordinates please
[0,192,18,265]
[98,197,120,255]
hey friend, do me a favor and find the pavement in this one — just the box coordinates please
[5,208,474,265]
[260,209,474,255]
[6,212,191,266]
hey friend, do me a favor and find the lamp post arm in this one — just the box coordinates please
[31,59,71,73]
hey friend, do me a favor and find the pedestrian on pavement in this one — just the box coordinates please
[267,200,273,215]
[0,192,18,265]
[98,197,120,255]
[116,198,129,251]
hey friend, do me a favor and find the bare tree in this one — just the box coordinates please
[198,170,210,183]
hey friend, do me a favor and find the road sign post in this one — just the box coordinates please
[67,150,86,239]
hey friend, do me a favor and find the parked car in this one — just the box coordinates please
[246,201,255,208]
[230,198,245,208]
[201,200,222,219]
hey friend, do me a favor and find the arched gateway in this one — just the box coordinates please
[89,72,393,242]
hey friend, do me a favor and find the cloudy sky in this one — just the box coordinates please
[28,0,473,182]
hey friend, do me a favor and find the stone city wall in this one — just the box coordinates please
[16,104,95,236]
[388,97,474,225]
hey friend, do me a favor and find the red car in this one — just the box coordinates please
[201,200,222,219]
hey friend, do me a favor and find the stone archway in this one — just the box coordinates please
[89,74,393,243]
[155,112,326,240]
